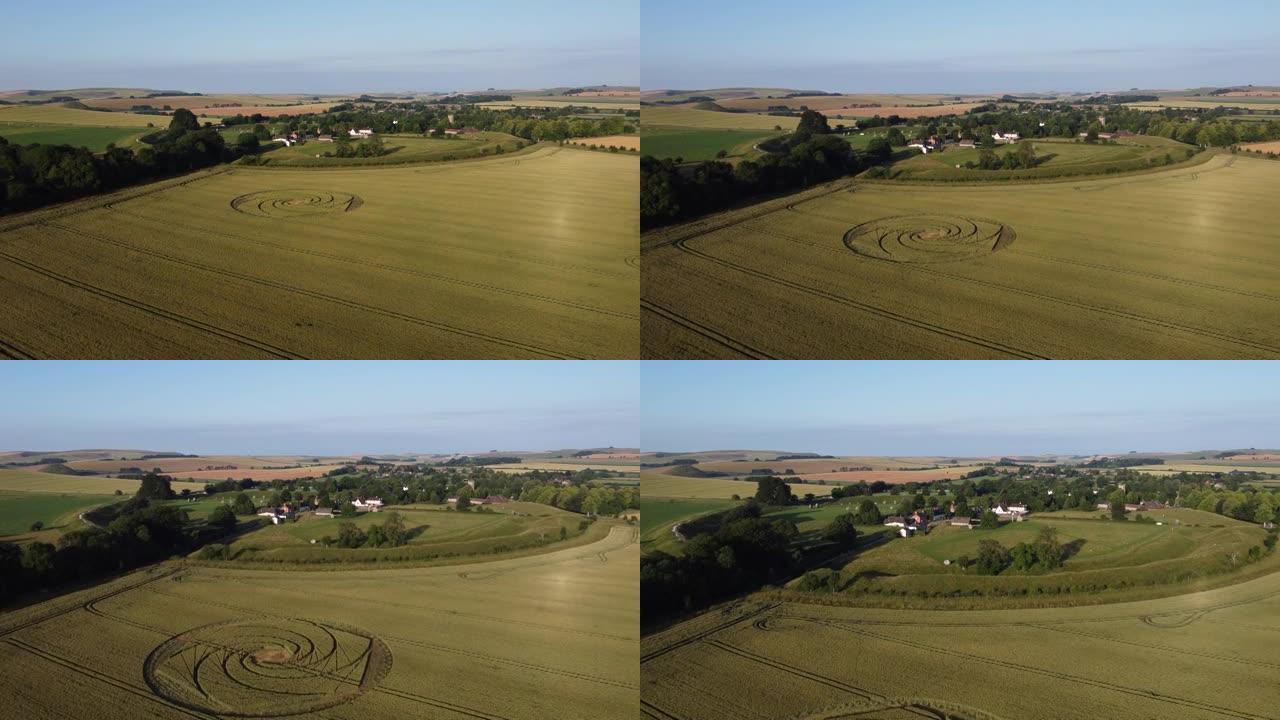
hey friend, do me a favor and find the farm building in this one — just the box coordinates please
[991,504,1028,520]
[256,504,294,524]
[316,135,334,142]
[992,132,1020,144]
[883,516,907,528]
[957,139,977,148]
[348,128,374,138]
[444,127,479,137]
[950,516,975,528]
[908,136,945,154]
[313,507,334,517]
[352,497,384,512]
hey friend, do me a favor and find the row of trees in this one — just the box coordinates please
[1,109,237,214]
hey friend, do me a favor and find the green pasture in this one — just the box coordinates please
[0,491,116,536]
[886,135,1194,180]
[640,496,739,555]
[0,124,147,151]
[255,132,521,167]
[640,125,780,161]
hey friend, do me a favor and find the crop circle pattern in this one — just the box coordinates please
[230,190,362,218]
[843,214,1015,263]
[143,618,391,717]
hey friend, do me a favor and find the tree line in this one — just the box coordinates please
[1,109,237,214]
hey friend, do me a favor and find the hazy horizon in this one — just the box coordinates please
[0,361,638,455]
[642,0,1280,93]
[0,0,638,94]
[641,361,1280,456]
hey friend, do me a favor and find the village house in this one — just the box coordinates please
[316,134,334,142]
[950,516,975,528]
[352,497,383,512]
[991,503,1029,520]
[908,136,945,154]
[313,507,334,518]
[256,503,294,524]
[992,132,1020,144]
[957,138,977,148]
[348,128,374,138]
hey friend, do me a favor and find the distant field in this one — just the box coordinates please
[1128,98,1280,112]
[1134,463,1280,475]
[640,125,780,160]
[687,458,956,475]
[642,472,838,499]
[642,153,1280,359]
[168,465,349,481]
[0,124,146,150]
[0,104,162,127]
[0,469,206,495]
[80,94,339,112]
[642,106,800,130]
[716,93,990,112]
[480,99,640,111]
[484,461,637,472]
[256,132,519,167]
[0,525,638,719]
[64,455,336,474]
[0,146,637,359]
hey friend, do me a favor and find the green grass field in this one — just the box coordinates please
[886,135,1195,181]
[642,152,1280,359]
[0,145,637,359]
[640,126,781,161]
[640,496,739,555]
[0,491,115,536]
[255,132,521,167]
[222,502,601,564]
[0,124,146,151]
[0,524,639,719]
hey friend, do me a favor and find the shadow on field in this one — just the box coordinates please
[1062,538,1087,560]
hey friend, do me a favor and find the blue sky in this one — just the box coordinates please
[0,362,638,455]
[643,0,1280,93]
[641,362,1280,456]
[0,0,638,93]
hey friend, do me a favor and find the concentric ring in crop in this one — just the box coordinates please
[230,189,362,218]
[843,214,1016,263]
[143,618,392,716]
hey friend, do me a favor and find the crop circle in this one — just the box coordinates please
[230,190,362,218]
[143,618,391,717]
[843,214,1015,263]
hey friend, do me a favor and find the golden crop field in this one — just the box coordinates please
[641,106,800,130]
[641,563,1280,720]
[484,461,639,472]
[80,94,340,112]
[0,104,162,127]
[0,146,638,359]
[166,465,349,481]
[642,153,1280,358]
[0,524,639,719]
[568,135,640,151]
[480,99,641,111]
[688,458,973,476]
[63,455,335,474]
[1241,140,1280,153]
[0,469,207,495]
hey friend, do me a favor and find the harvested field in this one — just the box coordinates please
[480,99,641,111]
[167,465,349,481]
[687,458,965,476]
[0,146,638,359]
[642,153,1280,359]
[1241,140,1280,153]
[716,94,991,113]
[80,94,338,112]
[0,524,638,719]
[62,455,342,474]
[482,461,638,472]
[568,135,639,151]
[641,562,1280,720]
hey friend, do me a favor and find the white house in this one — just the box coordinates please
[348,128,374,138]
[992,504,1028,520]
[352,498,384,512]
[256,504,294,524]
[993,132,1020,144]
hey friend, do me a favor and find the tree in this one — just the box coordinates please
[823,513,859,544]
[1014,140,1036,169]
[980,509,1000,529]
[865,136,892,163]
[754,477,793,506]
[169,108,200,134]
[1085,127,1099,143]
[1110,499,1128,521]
[853,499,882,526]
[236,133,260,150]
[208,505,237,531]
[232,492,256,516]
[974,539,1011,575]
[455,486,472,511]
[29,520,44,532]
[794,109,831,140]
[137,473,174,500]
[337,521,366,548]
[886,127,906,147]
